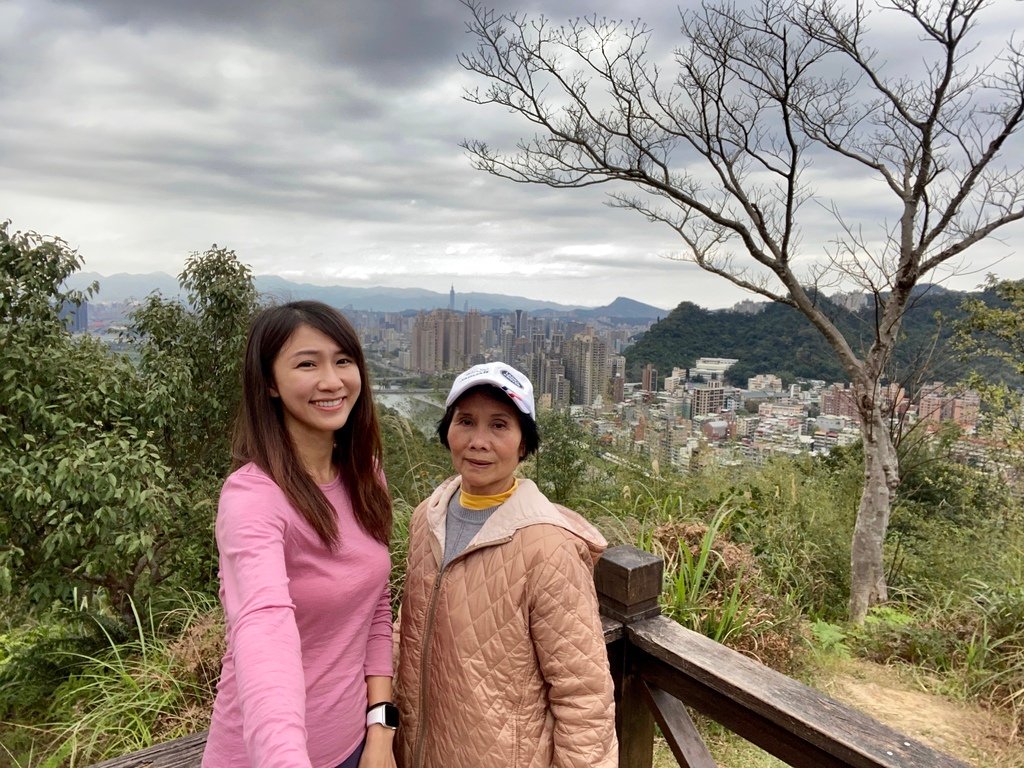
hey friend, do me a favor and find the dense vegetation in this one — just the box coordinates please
[0,224,260,620]
[625,286,1020,388]
[2,224,1022,767]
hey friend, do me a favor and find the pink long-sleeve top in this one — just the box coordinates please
[202,463,393,768]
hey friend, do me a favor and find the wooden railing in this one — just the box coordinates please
[89,544,969,768]
[596,545,968,768]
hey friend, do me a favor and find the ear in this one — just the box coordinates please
[269,383,280,398]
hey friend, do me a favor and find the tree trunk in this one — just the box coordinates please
[848,388,900,624]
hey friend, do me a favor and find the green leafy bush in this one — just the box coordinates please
[1,230,259,616]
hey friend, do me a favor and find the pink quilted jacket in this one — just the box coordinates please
[394,477,618,768]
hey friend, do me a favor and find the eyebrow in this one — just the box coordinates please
[455,409,512,418]
[287,347,346,359]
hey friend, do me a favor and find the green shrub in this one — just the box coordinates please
[809,620,851,659]
[726,455,858,621]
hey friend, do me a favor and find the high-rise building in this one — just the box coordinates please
[412,312,442,373]
[821,383,859,421]
[411,309,480,373]
[951,390,980,432]
[511,336,531,368]
[464,310,484,362]
[609,375,625,404]
[444,312,466,370]
[500,326,515,364]
[917,383,980,432]
[820,382,906,425]
[551,373,572,410]
[642,364,658,393]
[606,329,630,354]
[565,331,608,407]
[690,381,724,417]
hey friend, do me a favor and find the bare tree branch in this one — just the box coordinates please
[459,0,1024,620]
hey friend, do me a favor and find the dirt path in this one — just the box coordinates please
[821,658,1022,768]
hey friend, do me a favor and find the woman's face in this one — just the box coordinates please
[447,389,525,496]
[270,323,361,450]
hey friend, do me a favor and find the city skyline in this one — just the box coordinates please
[359,306,985,475]
[2,0,1022,310]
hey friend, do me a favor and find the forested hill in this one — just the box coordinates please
[624,285,1009,386]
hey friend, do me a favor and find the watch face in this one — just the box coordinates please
[383,703,399,729]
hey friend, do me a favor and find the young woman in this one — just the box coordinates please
[203,301,397,768]
[394,362,617,768]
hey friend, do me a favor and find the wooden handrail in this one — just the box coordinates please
[86,544,970,768]
[596,545,970,768]
[86,731,207,768]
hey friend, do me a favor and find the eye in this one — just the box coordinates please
[336,355,353,366]
[296,360,315,369]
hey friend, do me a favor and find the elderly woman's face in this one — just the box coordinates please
[447,390,525,496]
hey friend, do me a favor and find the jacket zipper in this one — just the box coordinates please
[412,567,444,768]
[411,535,514,768]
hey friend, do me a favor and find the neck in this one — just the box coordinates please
[460,478,518,510]
[293,435,337,485]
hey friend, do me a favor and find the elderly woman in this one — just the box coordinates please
[394,362,617,768]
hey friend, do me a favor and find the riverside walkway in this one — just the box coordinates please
[89,545,968,768]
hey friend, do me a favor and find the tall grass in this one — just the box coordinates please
[587,480,805,671]
[379,406,449,509]
[823,575,1024,737]
[389,496,415,615]
[4,593,220,768]
[662,503,750,644]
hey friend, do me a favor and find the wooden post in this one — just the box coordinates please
[596,545,664,768]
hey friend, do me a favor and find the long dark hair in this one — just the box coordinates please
[232,300,391,547]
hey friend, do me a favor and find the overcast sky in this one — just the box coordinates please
[1,0,1022,310]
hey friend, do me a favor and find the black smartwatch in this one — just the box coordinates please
[366,701,399,730]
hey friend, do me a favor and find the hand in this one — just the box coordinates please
[357,725,397,768]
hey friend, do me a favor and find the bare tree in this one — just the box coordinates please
[459,0,1024,622]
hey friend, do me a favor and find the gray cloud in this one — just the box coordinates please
[48,0,469,86]
[0,0,1021,311]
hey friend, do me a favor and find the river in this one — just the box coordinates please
[375,390,445,435]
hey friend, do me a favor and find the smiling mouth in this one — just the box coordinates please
[313,398,344,408]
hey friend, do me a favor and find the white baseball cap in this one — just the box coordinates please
[445,362,536,422]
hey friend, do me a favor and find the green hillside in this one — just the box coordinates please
[624,286,1013,387]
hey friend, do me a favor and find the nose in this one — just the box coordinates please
[466,425,489,449]
[319,366,344,390]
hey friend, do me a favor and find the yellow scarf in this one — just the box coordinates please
[459,478,519,510]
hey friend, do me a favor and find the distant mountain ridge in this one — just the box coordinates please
[575,296,665,321]
[66,271,666,319]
